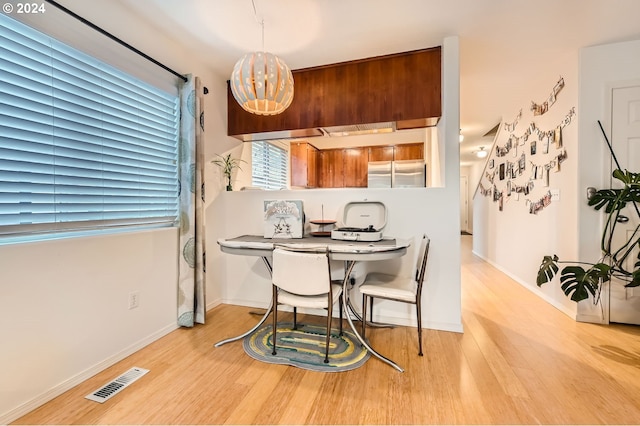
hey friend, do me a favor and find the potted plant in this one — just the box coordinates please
[537,123,640,303]
[212,153,245,191]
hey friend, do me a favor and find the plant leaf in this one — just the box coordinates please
[626,269,640,288]
[559,265,610,302]
[613,169,640,186]
[588,189,627,213]
[537,255,559,286]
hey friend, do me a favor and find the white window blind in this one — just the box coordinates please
[0,14,179,238]
[252,141,288,190]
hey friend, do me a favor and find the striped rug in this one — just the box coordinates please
[243,322,369,372]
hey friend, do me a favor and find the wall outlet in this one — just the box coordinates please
[128,291,140,310]
[550,188,560,201]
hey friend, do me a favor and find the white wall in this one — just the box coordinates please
[0,1,229,423]
[0,228,178,422]
[577,39,640,322]
[207,36,462,333]
[472,54,580,318]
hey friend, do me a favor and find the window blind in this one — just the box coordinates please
[0,14,179,237]
[251,141,288,190]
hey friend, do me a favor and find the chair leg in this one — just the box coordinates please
[361,294,367,341]
[272,286,278,356]
[339,296,343,336]
[369,296,374,322]
[416,300,423,356]
[293,307,297,330]
[325,296,333,364]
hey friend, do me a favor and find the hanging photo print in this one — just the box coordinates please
[504,109,522,132]
[531,77,565,116]
[528,191,553,215]
[554,126,563,149]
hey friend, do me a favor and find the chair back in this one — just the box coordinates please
[272,246,332,296]
[414,234,431,290]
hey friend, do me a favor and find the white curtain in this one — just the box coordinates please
[177,75,206,327]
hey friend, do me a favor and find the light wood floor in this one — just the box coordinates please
[14,236,640,424]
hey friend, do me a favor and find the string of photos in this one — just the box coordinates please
[479,77,575,215]
[531,76,564,116]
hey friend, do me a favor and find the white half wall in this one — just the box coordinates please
[208,187,462,332]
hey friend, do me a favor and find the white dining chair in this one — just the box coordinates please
[359,234,430,356]
[271,246,343,363]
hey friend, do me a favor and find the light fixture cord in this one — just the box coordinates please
[251,0,265,51]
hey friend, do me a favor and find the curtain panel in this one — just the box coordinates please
[177,75,206,327]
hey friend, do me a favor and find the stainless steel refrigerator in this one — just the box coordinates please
[392,160,426,187]
[367,160,426,188]
[367,161,392,188]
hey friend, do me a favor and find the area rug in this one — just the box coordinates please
[243,322,369,372]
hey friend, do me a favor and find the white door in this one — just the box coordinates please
[609,85,640,325]
[460,175,469,233]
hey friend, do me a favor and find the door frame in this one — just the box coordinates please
[600,79,640,324]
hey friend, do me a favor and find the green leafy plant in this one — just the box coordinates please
[537,169,640,302]
[538,122,640,303]
[211,153,245,191]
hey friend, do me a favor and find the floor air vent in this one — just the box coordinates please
[85,367,149,403]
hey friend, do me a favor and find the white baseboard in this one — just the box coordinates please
[0,322,178,425]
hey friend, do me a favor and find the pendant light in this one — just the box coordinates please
[476,147,488,158]
[229,1,294,116]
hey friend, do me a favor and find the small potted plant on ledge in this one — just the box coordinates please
[537,123,640,304]
[212,153,245,191]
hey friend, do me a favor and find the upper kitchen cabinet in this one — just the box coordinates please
[393,142,424,161]
[343,147,368,188]
[318,149,344,188]
[290,142,318,188]
[368,145,395,162]
[228,47,441,141]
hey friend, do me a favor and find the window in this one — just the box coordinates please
[0,14,179,239]
[252,141,288,190]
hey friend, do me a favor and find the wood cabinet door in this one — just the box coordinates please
[290,142,308,187]
[318,149,344,188]
[343,148,368,187]
[368,146,394,162]
[394,142,424,160]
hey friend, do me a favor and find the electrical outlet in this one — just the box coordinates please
[128,291,140,310]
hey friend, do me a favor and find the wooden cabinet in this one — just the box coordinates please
[228,47,441,140]
[394,142,424,161]
[292,141,424,189]
[290,142,318,188]
[343,148,368,187]
[318,149,344,188]
[368,146,394,162]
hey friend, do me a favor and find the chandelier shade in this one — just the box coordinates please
[230,51,294,116]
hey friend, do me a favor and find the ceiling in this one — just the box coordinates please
[108,0,640,165]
